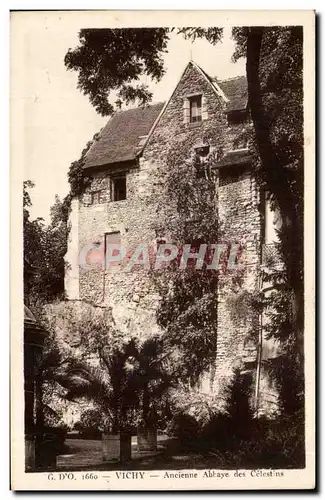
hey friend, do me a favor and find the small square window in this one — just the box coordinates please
[227,110,248,125]
[189,95,202,123]
[111,175,126,201]
[91,191,101,204]
[195,145,210,157]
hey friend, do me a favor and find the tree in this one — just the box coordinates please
[23,180,47,304]
[64,29,170,116]
[64,28,223,116]
[23,182,70,306]
[241,26,303,300]
[67,131,100,197]
[237,26,304,426]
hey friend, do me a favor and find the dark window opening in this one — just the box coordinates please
[194,145,211,179]
[189,238,205,252]
[243,360,257,371]
[195,145,210,157]
[227,109,248,125]
[111,175,126,201]
[156,238,167,246]
[189,95,202,123]
[91,191,101,204]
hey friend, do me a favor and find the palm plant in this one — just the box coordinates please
[122,336,175,430]
[40,301,175,460]
[57,347,139,434]
[57,335,174,433]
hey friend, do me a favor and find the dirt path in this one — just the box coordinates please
[57,437,165,471]
[57,439,103,469]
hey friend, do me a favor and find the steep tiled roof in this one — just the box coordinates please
[84,102,164,169]
[83,67,247,169]
[217,75,248,112]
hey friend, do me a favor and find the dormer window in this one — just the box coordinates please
[183,94,207,124]
[189,95,202,123]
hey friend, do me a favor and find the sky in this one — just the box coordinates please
[23,24,245,222]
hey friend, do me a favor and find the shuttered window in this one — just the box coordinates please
[189,95,202,123]
[183,98,190,123]
[184,94,207,123]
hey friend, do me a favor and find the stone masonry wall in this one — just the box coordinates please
[77,165,161,339]
[71,62,233,341]
[213,166,262,394]
[141,63,262,393]
[66,62,265,402]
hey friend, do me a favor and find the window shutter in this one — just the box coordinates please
[202,95,208,120]
[183,98,190,123]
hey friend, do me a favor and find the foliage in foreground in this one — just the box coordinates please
[23,131,99,307]
[167,368,305,469]
[41,300,173,433]
[24,182,69,306]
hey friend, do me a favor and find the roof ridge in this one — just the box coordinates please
[113,101,166,115]
[83,62,248,170]
[217,75,246,82]
[83,100,165,168]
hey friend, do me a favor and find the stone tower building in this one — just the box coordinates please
[65,61,280,414]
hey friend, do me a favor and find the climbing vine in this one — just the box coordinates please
[67,132,100,198]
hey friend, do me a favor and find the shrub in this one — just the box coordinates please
[223,368,255,445]
[74,408,104,439]
[167,413,200,446]
[35,425,68,468]
[207,415,305,469]
[200,413,231,450]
